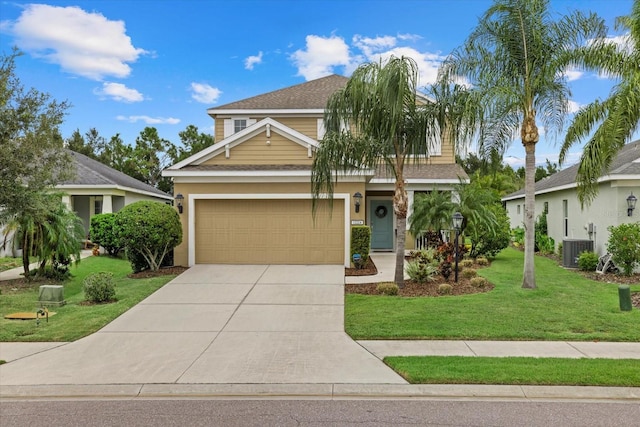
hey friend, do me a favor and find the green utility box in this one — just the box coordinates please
[39,285,66,307]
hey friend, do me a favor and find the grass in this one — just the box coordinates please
[0,256,36,273]
[346,247,640,341]
[0,256,175,342]
[384,356,640,386]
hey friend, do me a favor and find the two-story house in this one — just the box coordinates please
[163,74,468,267]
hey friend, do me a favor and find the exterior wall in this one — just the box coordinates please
[202,133,313,165]
[505,179,639,255]
[214,116,321,142]
[172,180,366,267]
[73,195,91,235]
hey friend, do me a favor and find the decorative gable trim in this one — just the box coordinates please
[166,117,320,170]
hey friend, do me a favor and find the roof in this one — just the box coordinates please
[61,151,172,199]
[503,139,640,200]
[373,163,469,181]
[210,74,349,111]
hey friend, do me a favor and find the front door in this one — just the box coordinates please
[370,200,394,250]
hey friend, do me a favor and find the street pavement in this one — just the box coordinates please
[0,254,638,400]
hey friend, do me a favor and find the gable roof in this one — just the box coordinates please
[165,117,319,171]
[60,151,172,199]
[208,74,349,113]
[502,139,640,201]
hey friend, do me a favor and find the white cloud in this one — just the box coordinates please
[352,35,397,57]
[244,51,263,70]
[290,35,354,80]
[567,100,581,114]
[190,82,222,104]
[564,68,583,82]
[116,115,180,125]
[371,47,445,87]
[95,82,144,102]
[5,4,146,80]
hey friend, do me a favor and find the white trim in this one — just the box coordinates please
[172,175,368,184]
[56,185,172,200]
[166,169,373,179]
[369,178,466,185]
[166,118,320,170]
[188,193,351,267]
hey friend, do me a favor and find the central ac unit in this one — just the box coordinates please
[562,239,594,268]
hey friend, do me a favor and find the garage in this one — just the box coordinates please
[194,198,345,264]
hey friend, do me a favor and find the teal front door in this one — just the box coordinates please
[370,200,394,250]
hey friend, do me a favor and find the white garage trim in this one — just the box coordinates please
[188,193,350,267]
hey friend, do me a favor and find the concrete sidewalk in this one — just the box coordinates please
[0,250,94,282]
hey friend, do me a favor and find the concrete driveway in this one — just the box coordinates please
[0,265,405,385]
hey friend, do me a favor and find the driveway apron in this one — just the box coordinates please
[0,265,405,385]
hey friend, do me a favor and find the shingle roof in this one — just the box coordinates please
[374,163,469,181]
[503,139,640,199]
[210,74,349,111]
[61,151,171,198]
[181,163,469,181]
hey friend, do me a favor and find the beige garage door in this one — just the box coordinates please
[195,199,344,264]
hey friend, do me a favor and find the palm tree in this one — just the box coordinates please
[560,0,640,206]
[445,0,607,289]
[312,56,440,286]
[409,189,455,240]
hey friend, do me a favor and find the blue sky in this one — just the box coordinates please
[1,0,636,168]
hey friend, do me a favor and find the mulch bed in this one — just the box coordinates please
[346,277,494,297]
[128,266,189,278]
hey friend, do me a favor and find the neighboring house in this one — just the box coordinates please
[163,74,468,267]
[1,151,172,257]
[59,151,173,237]
[502,140,640,257]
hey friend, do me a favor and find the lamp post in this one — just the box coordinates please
[175,193,184,214]
[353,192,363,213]
[452,212,463,283]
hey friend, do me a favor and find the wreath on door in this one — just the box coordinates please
[375,205,388,218]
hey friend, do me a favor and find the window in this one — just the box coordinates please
[234,119,247,133]
[563,199,568,237]
[517,204,521,215]
[543,201,549,214]
[94,198,103,215]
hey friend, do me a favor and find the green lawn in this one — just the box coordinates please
[0,256,175,342]
[384,356,640,386]
[0,256,26,272]
[346,247,640,341]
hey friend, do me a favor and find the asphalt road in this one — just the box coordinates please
[1,398,639,426]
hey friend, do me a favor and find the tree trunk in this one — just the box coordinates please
[21,232,31,280]
[521,114,538,290]
[393,177,408,287]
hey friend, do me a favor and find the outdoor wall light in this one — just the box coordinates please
[627,192,637,217]
[353,192,363,213]
[175,193,184,214]
[452,211,464,283]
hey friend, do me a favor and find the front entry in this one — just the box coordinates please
[370,200,394,250]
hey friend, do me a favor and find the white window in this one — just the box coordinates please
[428,138,442,156]
[223,118,256,138]
[317,119,326,140]
[517,204,521,215]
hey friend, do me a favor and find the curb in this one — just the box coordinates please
[2,384,639,401]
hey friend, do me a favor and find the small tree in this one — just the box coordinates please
[116,201,182,272]
[90,213,123,256]
[607,222,640,276]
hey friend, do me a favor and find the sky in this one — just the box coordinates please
[1,0,637,169]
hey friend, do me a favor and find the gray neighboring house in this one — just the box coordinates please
[58,151,173,237]
[1,151,172,257]
[502,140,640,257]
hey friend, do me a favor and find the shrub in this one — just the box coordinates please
[90,213,123,256]
[511,227,525,247]
[83,272,116,303]
[467,203,511,258]
[438,283,452,295]
[557,241,563,258]
[350,226,371,266]
[462,268,478,279]
[116,201,182,272]
[460,259,474,269]
[577,251,599,271]
[475,256,489,266]
[405,260,439,283]
[535,232,555,254]
[607,222,640,276]
[376,282,399,296]
[470,277,489,288]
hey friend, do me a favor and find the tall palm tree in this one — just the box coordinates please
[445,0,607,289]
[312,56,439,286]
[560,0,640,206]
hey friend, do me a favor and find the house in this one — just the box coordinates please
[162,74,468,267]
[0,151,172,257]
[59,151,173,236]
[502,140,640,257]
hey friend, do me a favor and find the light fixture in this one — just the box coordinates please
[627,192,637,217]
[175,193,184,214]
[353,192,363,213]
[452,212,464,283]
